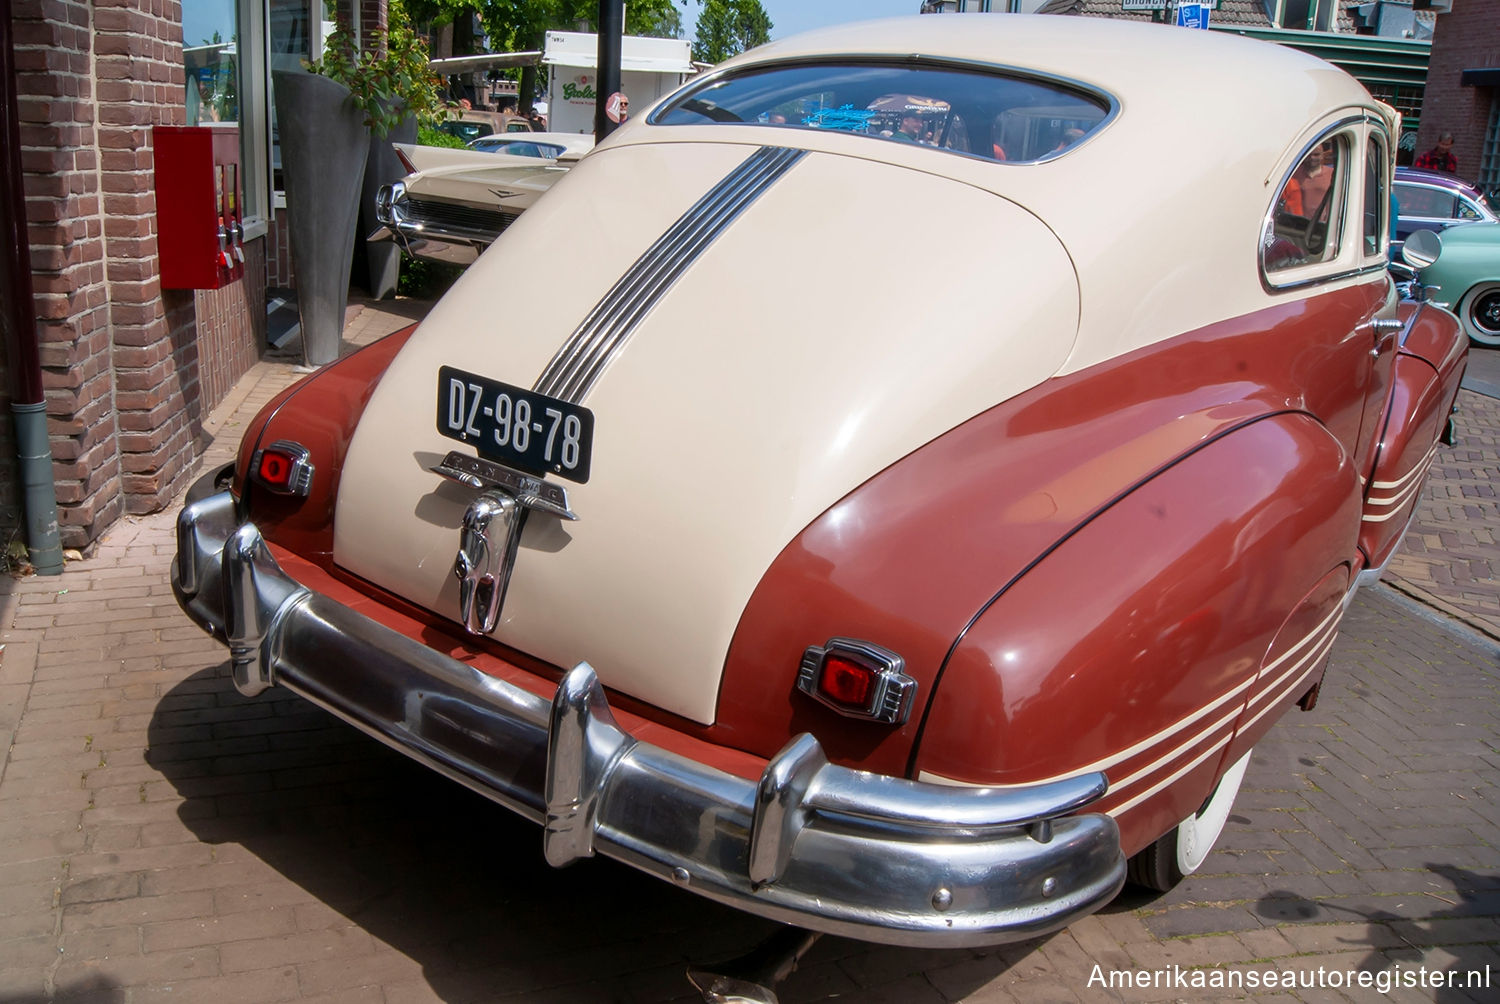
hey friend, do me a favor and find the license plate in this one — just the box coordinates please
[436,366,594,483]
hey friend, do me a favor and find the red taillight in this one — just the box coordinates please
[250,441,315,496]
[258,451,291,486]
[796,639,916,725]
[396,147,417,173]
[819,655,874,708]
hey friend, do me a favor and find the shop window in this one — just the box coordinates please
[179,0,339,234]
[184,0,239,126]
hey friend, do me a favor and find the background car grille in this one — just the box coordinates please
[405,198,519,239]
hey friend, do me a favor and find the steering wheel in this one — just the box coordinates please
[1302,186,1335,255]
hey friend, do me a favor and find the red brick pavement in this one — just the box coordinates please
[0,301,1496,1002]
[1385,389,1500,641]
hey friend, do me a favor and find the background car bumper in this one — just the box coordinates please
[172,485,1126,947]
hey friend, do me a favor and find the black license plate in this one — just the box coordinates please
[436,366,594,483]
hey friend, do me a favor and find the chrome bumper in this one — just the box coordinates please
[371,182,498,267]
[173,488,1125,947]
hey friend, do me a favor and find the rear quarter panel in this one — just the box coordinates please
[913,413,1359,857]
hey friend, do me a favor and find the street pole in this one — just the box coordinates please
[595,0,623,142]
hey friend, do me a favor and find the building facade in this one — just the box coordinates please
[0,0,384,558]
[1413,0,1500,197]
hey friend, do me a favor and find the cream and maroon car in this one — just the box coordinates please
[174,16,1466,950]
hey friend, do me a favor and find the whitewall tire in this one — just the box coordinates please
[1127,748,1253,892]
[1458,282,1500,348]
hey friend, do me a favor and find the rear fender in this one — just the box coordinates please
[236,325,418,563]
[911,413,1359,857]
[1359,303,1467,570]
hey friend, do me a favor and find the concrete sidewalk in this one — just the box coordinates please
[0,301,1495,1003]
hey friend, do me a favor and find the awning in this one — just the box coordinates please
[1460,68,1500,88]
[541,31,694,74]
[430,52,542,74]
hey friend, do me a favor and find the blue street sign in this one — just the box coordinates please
[1177,2,1211,29]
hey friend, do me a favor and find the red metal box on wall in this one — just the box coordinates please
[154,124,245,290]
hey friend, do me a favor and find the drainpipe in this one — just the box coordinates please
[0,0,64,575]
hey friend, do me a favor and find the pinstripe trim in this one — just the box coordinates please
[1363,442,1439,522]
[534,146,808,403]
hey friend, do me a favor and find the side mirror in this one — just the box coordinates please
[1401,229,1442,271]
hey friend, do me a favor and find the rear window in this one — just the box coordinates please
[651,62,1110,163]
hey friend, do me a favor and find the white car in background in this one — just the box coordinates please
[468,132,596,159]
[372,135,594,266]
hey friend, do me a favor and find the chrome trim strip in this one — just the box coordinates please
[433,451,578,520]
[534,146,807,403]
[173,488,1125,947]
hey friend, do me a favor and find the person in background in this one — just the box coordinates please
[891,112,923,143]
[1414,132,1457,174]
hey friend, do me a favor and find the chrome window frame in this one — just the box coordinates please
[1261,114,1391,293]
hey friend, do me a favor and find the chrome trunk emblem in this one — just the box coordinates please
[436,451,577,635]
[454,491,522,635]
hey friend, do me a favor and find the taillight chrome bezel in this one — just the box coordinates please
[796,638,916,725]
[250,440,315,497]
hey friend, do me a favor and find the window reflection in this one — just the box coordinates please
[1265,136,1346,273]
[184,0,239,125]
[654,63,1108,163]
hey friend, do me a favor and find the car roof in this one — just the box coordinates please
[599,14,1385,372]
[1396,167,1485,198]
[719,14,1369,119]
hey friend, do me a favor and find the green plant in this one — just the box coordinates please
[418,124,466,149]
[397,256,466,299]
[307,3,448,137]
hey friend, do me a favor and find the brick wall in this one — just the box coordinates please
[11,0,212,547]
[194,242,266,415]
[1416,3,1498,186]
[267,208,294,289]
[14,0,122,545]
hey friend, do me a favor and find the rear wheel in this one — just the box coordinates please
[1459,282,1500,348]
[1127,749,1253,892]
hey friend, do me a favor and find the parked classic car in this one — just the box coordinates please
[372,138,591,265]
[1393,166,1497,251]
[1408,222,1500,347]
[437,109,537,143]
[175,14,1466,961]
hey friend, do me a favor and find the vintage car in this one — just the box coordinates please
[175,14,1466,970]
[1393,166,1497,252]
[437,109,537,143]
[1407,222,1500,347]
[372,138,590,266]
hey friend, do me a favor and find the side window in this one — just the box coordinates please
[1396,184,1457,219]
[1458,199,1484,222]
[1264,136,1346,274]
[1363,137,1386,257]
